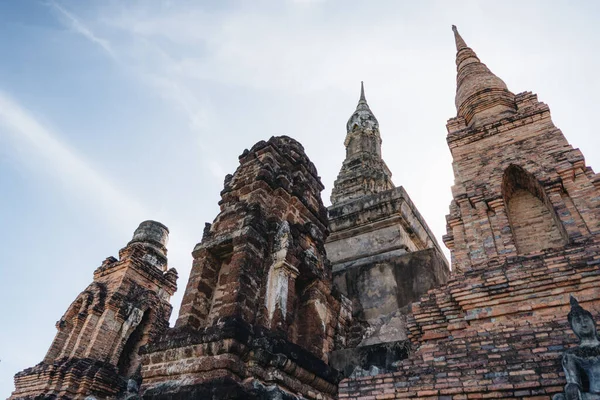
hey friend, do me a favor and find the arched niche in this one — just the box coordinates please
[502,165,568,254]
[117,309,151,377]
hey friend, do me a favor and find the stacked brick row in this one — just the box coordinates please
[11,358,122,399]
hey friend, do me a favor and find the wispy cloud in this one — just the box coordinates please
[0,88,198,351]
[136,53,211,135]
[50,1,117,60]
[48,3,222,178]
[0,91,147,233]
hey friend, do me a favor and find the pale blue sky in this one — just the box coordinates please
[1,0,600,397]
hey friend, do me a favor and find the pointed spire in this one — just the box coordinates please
[452,26,516,127]
[359,81,366,103]
[355,81,370,111]
[452,25,467,51]
[332,83,394,205]
[347,81,378,133]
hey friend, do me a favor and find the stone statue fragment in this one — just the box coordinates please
[554,296,600,400]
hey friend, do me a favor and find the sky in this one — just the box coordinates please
[1,0,600,397]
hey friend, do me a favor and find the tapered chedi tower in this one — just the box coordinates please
[443,25,600,271]
[326,83,449,373]
[338,26,600,399]
[330,82,394,204]
[10,221,178,400]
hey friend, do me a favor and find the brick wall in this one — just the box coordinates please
[338,239,600,399]
[508,189,566,254]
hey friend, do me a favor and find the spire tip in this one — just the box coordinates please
[359,81,366,103]
[452,25,467,51]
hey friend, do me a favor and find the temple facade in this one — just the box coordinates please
[10,26,600,400]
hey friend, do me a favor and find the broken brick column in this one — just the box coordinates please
[140,136,351,400]
[10,221,177,400]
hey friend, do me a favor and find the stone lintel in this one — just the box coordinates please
[331,247,409,273]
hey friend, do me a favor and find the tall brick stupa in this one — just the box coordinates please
[338,26,600,399]
[326,83,449,373]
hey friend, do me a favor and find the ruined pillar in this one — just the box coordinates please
[10,221,178,400]
[140,136,351,400]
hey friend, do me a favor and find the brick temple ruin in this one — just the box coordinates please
[10,26,600,399]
